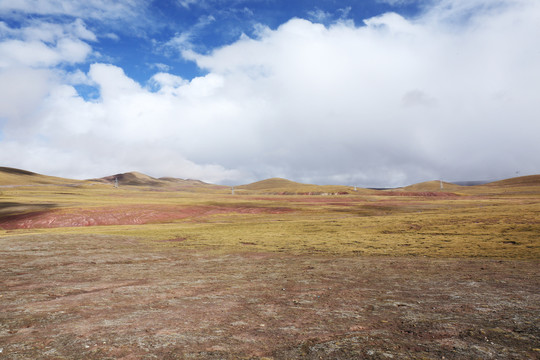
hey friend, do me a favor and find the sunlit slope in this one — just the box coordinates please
[0,167,85,186]
[237,177,367,194]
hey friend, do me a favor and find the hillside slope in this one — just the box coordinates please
[95,171,225,192]
[0,167,83,186]
[238,178,303,191]
[402,180,463,192]
[484,175,540,187]
[237,177,365,194]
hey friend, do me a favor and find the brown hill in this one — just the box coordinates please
[483,175,540,187]
[0,167,83,186]
[402,180,463,192]
[237,177,364,195]
[159,177,210,186]
[96,172,224,191]
[238,178,303,191]
[399,175,540,195]
[99,172,164,186]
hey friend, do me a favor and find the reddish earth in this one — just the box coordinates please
[382,191,459,197]
[1,234,539,359]
[0,204,292,230]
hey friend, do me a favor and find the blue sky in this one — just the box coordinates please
[33,0,421,89]
[1,0,539,186]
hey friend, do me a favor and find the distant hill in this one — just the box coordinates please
[158,177,210,187]
[237,177,364,195]
[401,180,464,192]
[94,171,224,191]
[399,176,540,195]
[3,166,540,195]
[98,172,164,186]
[238,178,304,191]
[0,167,84,186]
[484,175,540,187]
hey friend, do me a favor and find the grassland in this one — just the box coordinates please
[1,169,539,359]
[1,172,539,259]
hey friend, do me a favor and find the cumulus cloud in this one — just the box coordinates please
[0,20,94,68]
[1,0,539,186]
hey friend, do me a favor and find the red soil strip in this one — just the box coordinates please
[383,191,459,197]
[0,204,292,230]
[252,196,367,203]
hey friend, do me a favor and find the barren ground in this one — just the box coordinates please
[1,233,538,359]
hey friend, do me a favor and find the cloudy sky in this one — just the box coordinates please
[0,0,539,187]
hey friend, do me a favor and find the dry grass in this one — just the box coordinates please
[1,171,539,359]
[1,175,538,259]
[1,233,538,359]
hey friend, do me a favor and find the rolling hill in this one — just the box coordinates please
[237,178,303,191]
[236,177,364,195]
[98,172,165,186]
[401,180,464,192]
[484,174,540,187]
[0,167,85,186]
[95,171,225,191]
[2,166,540,195]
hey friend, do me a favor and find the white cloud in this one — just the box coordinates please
[89,63,142,98]
[307,8,332,23]
[103,32,120,41]
[1,0,539,186]
[163,15,216,54]
[178,0,200,9]
[152,63,173,72]
[68,18,97,41]
[377,0,418,5]
[0,20,94,68]
[0,0,146,21]
[0,67,52,123]
[402,90,437,107]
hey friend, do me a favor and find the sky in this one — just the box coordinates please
[0,0,539,187]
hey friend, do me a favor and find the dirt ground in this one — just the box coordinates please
[0,204,292,229]
[1,234,538,359]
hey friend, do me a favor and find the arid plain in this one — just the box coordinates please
[1,167,539,359]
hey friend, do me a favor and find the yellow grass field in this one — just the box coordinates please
[1,170,539,259]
